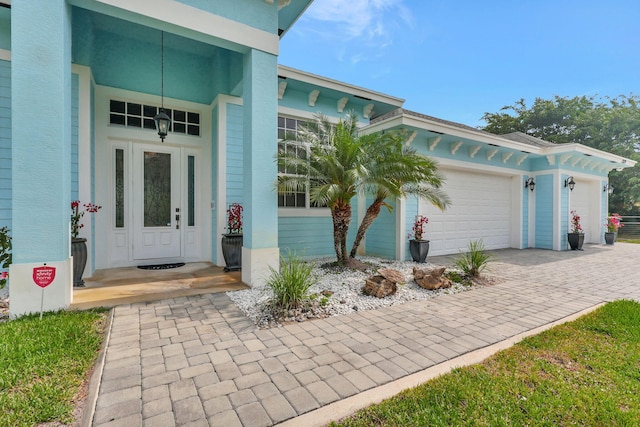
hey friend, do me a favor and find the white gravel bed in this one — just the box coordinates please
[227,257,471,328]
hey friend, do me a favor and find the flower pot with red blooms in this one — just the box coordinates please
[409,215,430,262]
[605,213,623,245]
[71,201,101,287]
[222,203,243,272]
[567,210,584,251]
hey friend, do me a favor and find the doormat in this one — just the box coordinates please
[137,262,185,270]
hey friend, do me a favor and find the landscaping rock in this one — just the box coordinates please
[363,275,397,298]
[413,266,452,290]
[378,268,405,284]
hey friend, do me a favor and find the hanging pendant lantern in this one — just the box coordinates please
[154,31,171,142]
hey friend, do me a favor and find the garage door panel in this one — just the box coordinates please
[420,169,512,256]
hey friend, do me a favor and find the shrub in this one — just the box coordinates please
[267,252,315,311]
[454,239,492,278]
[0,226,11,289]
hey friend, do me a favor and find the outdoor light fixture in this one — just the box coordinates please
[524,177,535,192]
[604,184,614,195]
[564,176,575,191]
[153,31,171,142]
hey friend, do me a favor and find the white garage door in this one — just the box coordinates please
[419,168,513,256]
[569,179,600,243]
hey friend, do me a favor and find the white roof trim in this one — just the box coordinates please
[278,65,404,107]
[365,110,636,167]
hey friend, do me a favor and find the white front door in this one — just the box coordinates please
[133,144,182,260]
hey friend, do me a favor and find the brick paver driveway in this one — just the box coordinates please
[91,243,640,426]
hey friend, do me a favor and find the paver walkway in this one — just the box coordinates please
[90,244,640,426]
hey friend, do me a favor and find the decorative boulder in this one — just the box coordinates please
[363,268,405,298]
[413,266,452,290]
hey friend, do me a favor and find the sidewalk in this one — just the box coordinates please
[88,244,640,426]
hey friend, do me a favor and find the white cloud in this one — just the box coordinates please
[304,0,413,45]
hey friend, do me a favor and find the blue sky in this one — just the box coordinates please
[280,0,640,128]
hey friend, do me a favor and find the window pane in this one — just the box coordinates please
[187,112,200,124]
[143,105,157,118]
[143,152,171,227]
[187,156,195,227]
[115,149,124,228]
[110,114,125,126]
[127,102,141,116]
[143,118,156,130]
[127,116,142,128]
[187,125,200,136]
[110,100,125,114]
[174,110,186,122]
[174,122,186,134]
[296,192,306,207]
[286,118,296,129]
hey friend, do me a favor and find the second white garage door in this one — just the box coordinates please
[419,168,513,256]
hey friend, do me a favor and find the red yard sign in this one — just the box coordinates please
[33,266,56,288]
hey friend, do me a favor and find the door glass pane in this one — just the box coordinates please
[188,155,195,227]
[144,151,171,227]
[115,149,124,228]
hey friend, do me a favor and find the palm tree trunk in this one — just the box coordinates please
[331,202,352,263]
[349,198,384,258]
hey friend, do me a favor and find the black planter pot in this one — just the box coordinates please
[71,238,87,287]
[409,239,430,263]
[604,232,615,245]
[567,233,584,251]
[221,233,243,272]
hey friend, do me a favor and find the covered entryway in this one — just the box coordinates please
[420,168,514,255]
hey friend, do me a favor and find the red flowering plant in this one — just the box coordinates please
[410,215,429,241]
[71,200,102,239]
[606,213,624,233]
[226,203,243,234]
[570,210,583,234]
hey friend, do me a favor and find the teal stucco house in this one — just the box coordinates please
[1,0,634,317]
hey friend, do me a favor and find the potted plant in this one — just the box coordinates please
[71,200,101,287]
[567,210,584,250]
[409,215,430,263]
[221,202,243,272]
[605,213,623,245]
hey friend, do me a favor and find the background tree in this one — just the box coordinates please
[278,113,449,265]
[481,95,640,214]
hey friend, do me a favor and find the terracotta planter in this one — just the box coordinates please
[71,238,87,287]
[221,233,243,272]
[409,239,430,263]
[567,233,584,251]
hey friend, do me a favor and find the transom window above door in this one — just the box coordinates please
[109,100,200,137]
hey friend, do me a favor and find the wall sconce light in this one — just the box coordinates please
[153,31,171,142]
[524,177,535,192]
[604,184,614,195]
[564,176,575,191]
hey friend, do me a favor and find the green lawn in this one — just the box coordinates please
[0,309,108,426]
[332,300,640,426]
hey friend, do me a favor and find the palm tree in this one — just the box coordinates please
[349,134,450,258]
[278,112,449,264]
